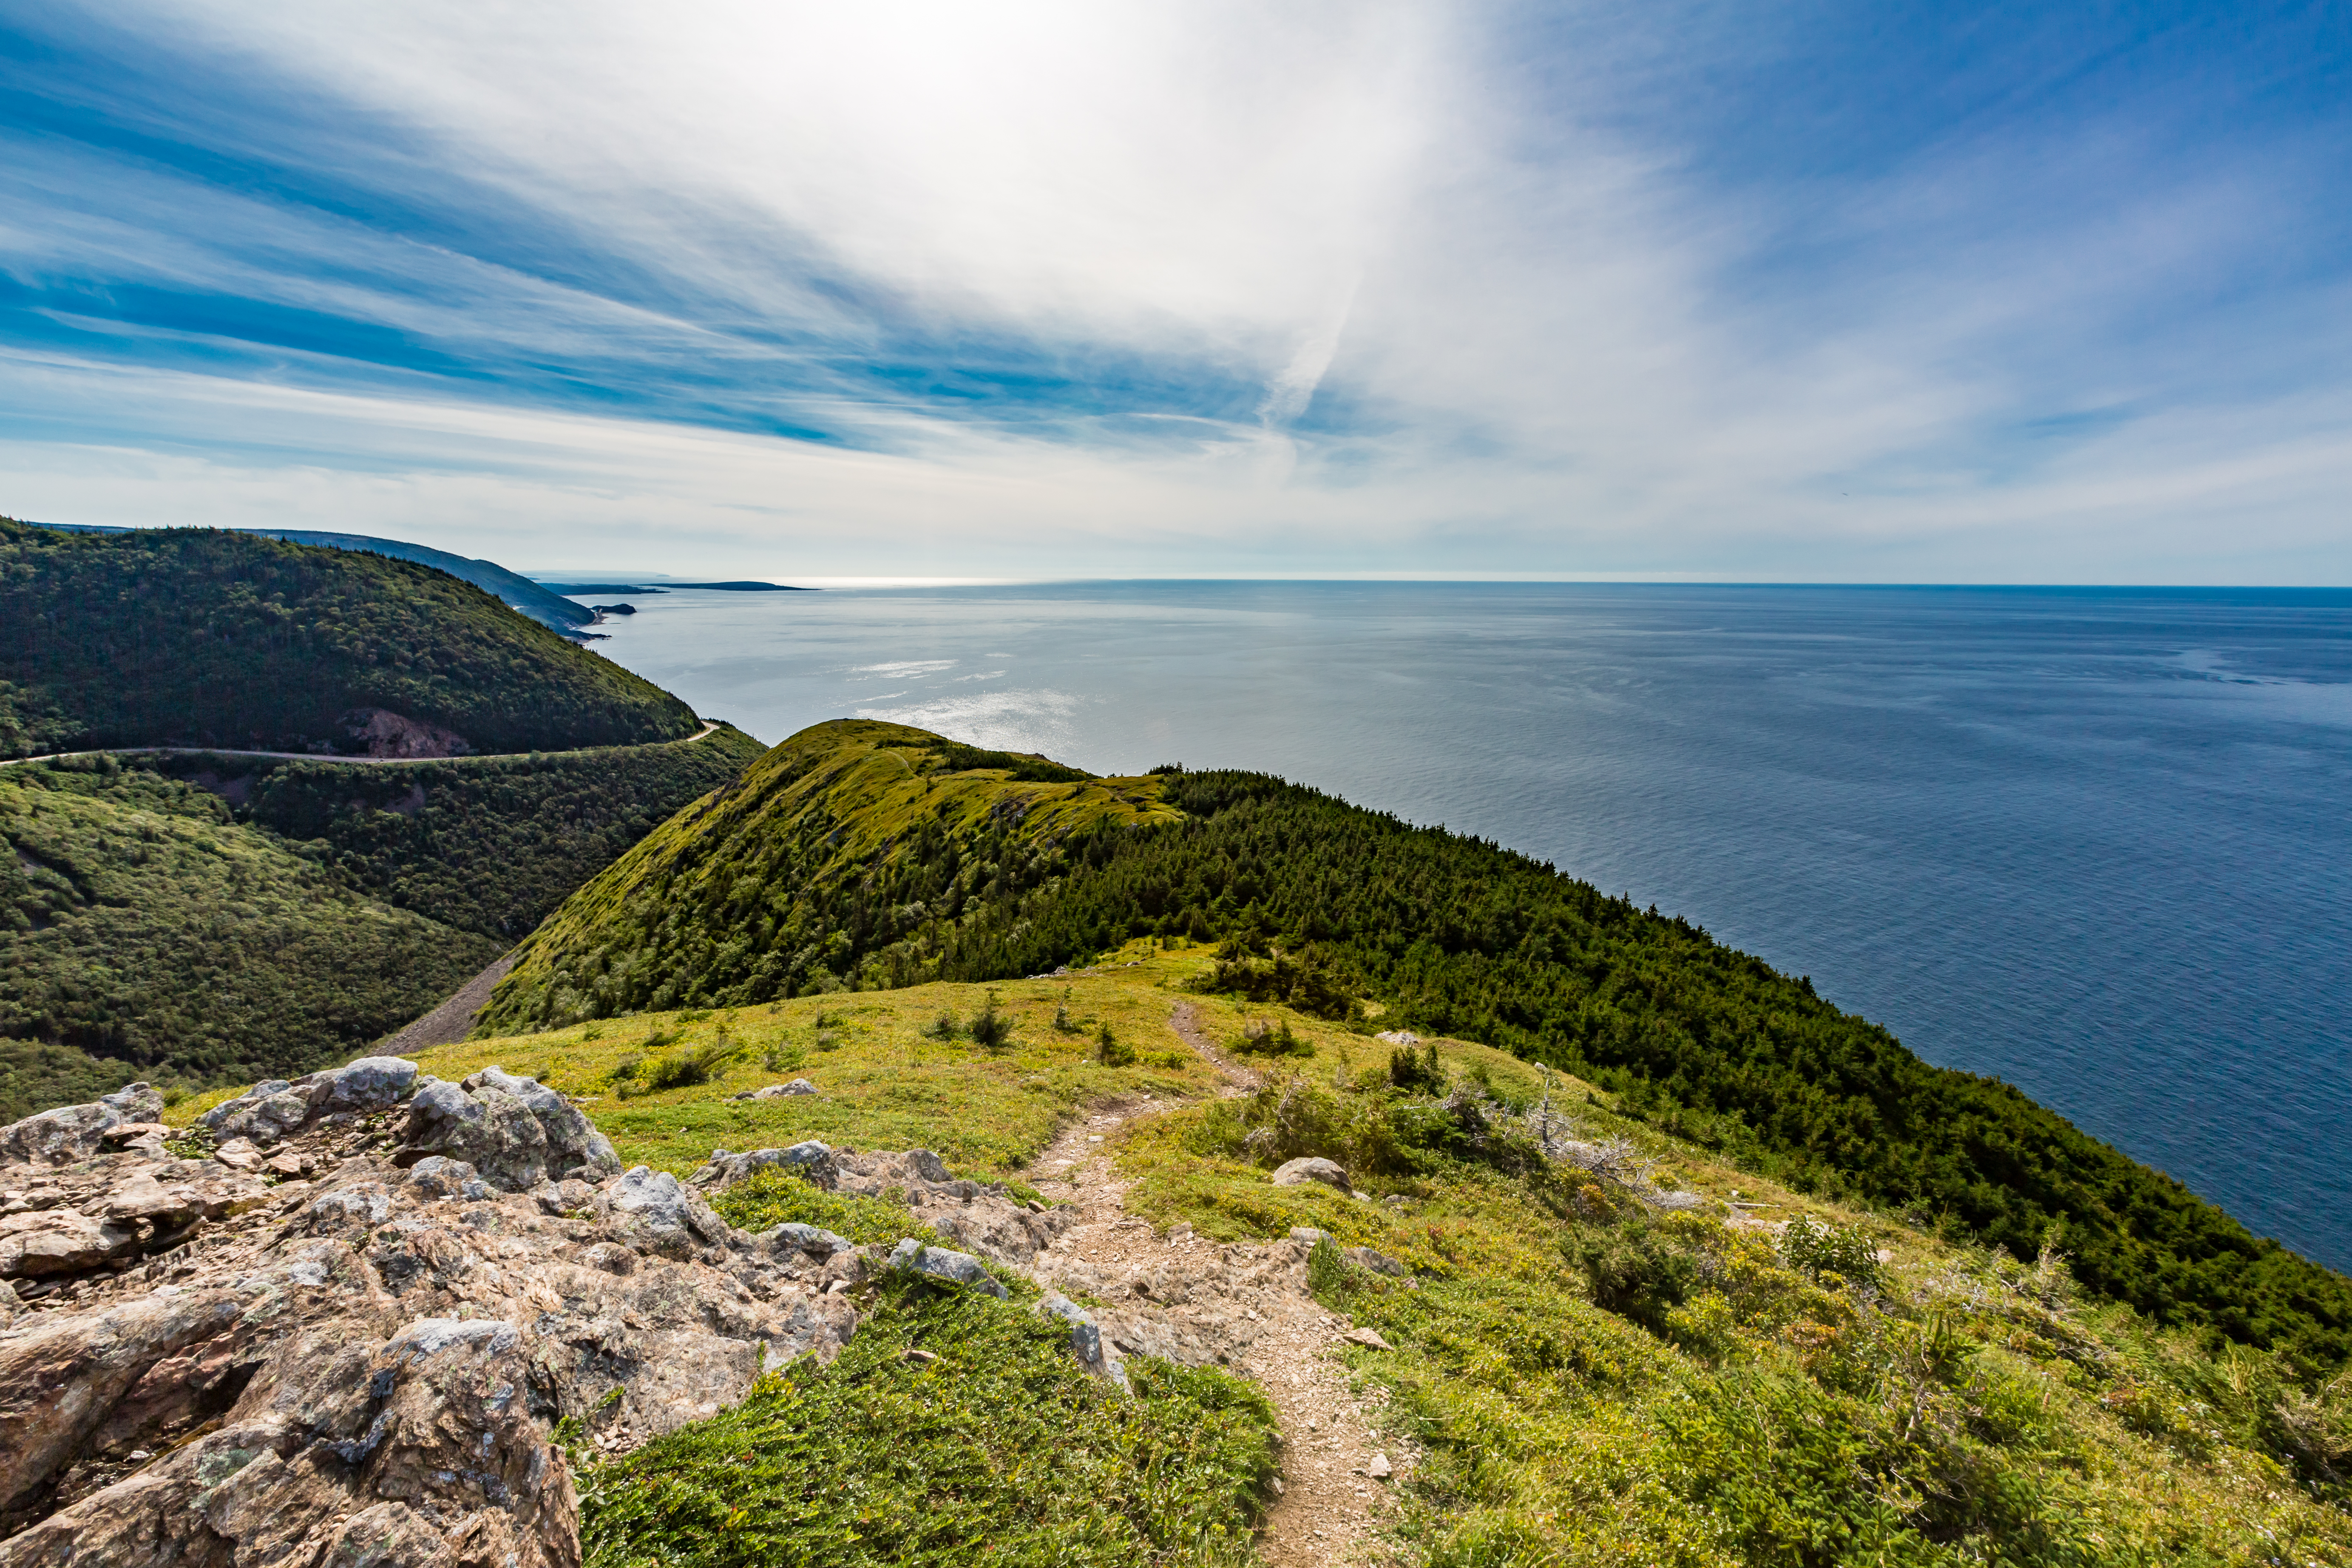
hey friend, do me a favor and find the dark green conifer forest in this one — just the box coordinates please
[0,517,698,757]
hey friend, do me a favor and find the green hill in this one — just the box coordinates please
[151,724,766,940]
[0,728,766,1117]
[0,759,497,1105]
[239,527,598,635]
[477,719,1171,1028]
[0,516,699,758]
[489,720,2352,1373]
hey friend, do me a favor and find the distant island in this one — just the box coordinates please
[537,579,811,594]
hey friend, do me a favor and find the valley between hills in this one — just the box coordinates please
[3,521,2350,1566]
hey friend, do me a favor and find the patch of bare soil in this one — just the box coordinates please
[1024,1004,1410,1568]
[376,951,516,1055]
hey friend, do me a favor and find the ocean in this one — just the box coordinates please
[573,581,2352,1271]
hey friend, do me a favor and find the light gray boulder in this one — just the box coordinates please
[729,1080,820,1101]
[100,1084,165,1123]
[1271,1157,1351,1192]
[760,1221,853,1259]
[1038,1291,1126,1390]
[200,1057,422,1145]
[690,1140,836,1191]
[597,1166,731,1260]
[403,1156,479,1199]
[399,1068,619,1191]
[306,1056,420,1117]
[886,1237,1008,1299]
[0,1083,165,1167]
[533,1177,597,1215]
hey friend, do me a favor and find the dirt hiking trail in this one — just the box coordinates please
[1024,1002,1409,1567]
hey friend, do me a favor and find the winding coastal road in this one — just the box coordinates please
[0,718,729,768]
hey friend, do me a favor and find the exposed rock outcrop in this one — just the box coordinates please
[0,1078,1318,1568]
[0,1068,850,1566]
[0,1086,163,1168]
[399,1067,621,1189]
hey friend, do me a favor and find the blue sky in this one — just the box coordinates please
[2,1,2346,581]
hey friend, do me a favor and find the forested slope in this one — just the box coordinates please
[0,728,765,1116]
[240,527,596,635]
[0,760,496,1108]
[491,722,2352,1370]
[0,517,698,757]
[155,724,765,940]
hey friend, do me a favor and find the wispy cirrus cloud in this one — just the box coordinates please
[1,1,2347,581]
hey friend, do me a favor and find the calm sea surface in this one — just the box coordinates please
[575,582,2352,1270]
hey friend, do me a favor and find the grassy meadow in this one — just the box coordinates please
[167,944,2352,1563]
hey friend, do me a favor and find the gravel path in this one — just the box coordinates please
[375,951,519,1054]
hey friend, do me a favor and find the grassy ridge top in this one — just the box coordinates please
[477,719,1178,1029]
[0,517,699,757]
[323,959,2352,1562]
[485,720,2352,1374]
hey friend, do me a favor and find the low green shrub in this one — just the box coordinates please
[707,1167,936,1248]
[967,992,1013,1051]
[1234,1018,1311,1058]
[1779,1214,1884,1289]
[612,1034,738,1098]
[1571,1219,1703,1335]
[580,1275,1276,1568]
[1388,1038,1445,1094]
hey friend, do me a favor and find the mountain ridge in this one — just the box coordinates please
[486,719,2352,1373]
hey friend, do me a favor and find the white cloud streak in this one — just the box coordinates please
[7,1,2349,581]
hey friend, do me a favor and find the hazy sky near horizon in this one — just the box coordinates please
[3,3,2347,582]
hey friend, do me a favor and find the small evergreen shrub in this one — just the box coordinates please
[1571,1220,1702,1334]
[1235,1018,1311,1058]
[967,992,1013,1051]
[619,1037,739,1097]
[1779,1214,1884,1288]
[1388,1039,1445,1094]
